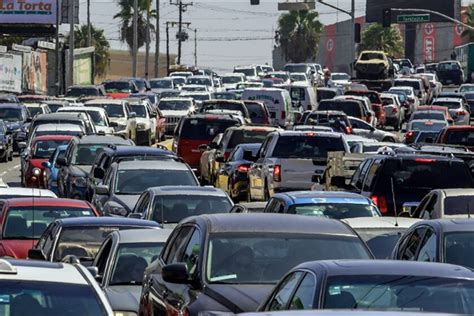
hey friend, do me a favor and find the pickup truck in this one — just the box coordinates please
[248,131,350,201]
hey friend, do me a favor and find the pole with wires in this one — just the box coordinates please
[154,0,160,77]
[132,0,138,77]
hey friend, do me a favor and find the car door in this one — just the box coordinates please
[350,118,373,139]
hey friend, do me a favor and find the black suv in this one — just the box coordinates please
[436,60,464,86]
[334,154,473,216]
[0,104,31,152]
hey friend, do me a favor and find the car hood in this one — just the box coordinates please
[70,165,92,177]
[204,283,273,312]
[105,285,141,313]
[113,194,140,210]
[135,118,150,124]
[0,239,36,259]
[161,110,189,116]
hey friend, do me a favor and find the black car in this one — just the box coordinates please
[436,60,464,86]
[392,219,474,270]
[86,145,178,201]
[65,85,106,98]
[0,104,31,153]
[215,143,260,201]
[258,260,474,313]
[334,154,474,216]
[28,217,159,265]
[0,120,13,162]
[57,135,134,200]
[138,214,373,316]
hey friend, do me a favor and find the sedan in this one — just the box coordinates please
[380,93,404,131]
[0,120,13,162]
[432,97,470,125]
[258,260,474,313]
[348,117,398,142]
[404,120,448,144]
[411,188,474,219]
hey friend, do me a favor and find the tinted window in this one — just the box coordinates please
[115,169,197,194]
[268,272,303,311]
[394,80,421,91]
[444,196,474,215]
[354,228,407,259]
[432,101,461,109]
[227,130,270,149]
[318,101,362,117]
[438,62,460,71]
[290,87,306,101]
[87,103,125,118]
[27,106,44,117]
[66,87,99,97]
[130,104,147,118]
[201,102,246,117]
[411,112,445,121]
[72,144,109,165]
[289,273,316,310]
[158,100,192,111]
[0,108,22,122]
[103,82,131,92]
[445,130,474,147]
[288,202,376,219]
[401,228,425,260]
[272,135,345,159]
[150,80,172,89]
[33,139,70,159]
[417,229,437,262]
[445,232,474,269]
[284,65,308,73]
[410,121,446,131]
[245,103,266,123]
[180,118,239,141]
[317,90,336,102]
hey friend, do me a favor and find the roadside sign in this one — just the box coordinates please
[396,14,430,23]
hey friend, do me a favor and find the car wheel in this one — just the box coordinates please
[8,149,12,161]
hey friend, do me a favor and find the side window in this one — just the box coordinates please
[424,194,438,217]
[134,193,150,216]
[274,200,285,213]
[267,272,304,311]
[264,198,276,213]
[103,165,114,186]
[289,273,316,310]
[401,227,427,261]
[259,136,273,159]
[363,161,380,192]
[352,160,371,190]
[181,229,202,275]
[417,229,437,262]
[96,238,113,278]
[165,226,194,264]
[42,224,59,258]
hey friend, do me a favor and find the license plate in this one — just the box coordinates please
[446,80,452,84]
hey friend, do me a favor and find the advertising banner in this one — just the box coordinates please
[324,24,336,70]
[22,51,48,94]
[0,0,57,24]
[74,54,92,85]
[0,53,22,93]
[422,23,436,63]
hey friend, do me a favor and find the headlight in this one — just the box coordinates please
[32,168,41,176]
[71,176,87,187]
[114,124,127,131]
[114,312,137,316]
[105,203,128,216]
[137,123,146,130]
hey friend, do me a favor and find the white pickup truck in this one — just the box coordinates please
[248,130,350,201]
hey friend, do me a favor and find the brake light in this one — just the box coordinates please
[273,164,281,182]
[415,158,435,163]
[371,195,388,214]
[392,107,398,114]
[457,110,467,116]
[205,115,218,120]
[305,132,316,137]
[237,164,250,173]
[223,151,230,161]
[281,111,286,119]
[346,126,353,134]
[405,131,414,139]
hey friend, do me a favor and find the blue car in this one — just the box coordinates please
[42,145,68,194]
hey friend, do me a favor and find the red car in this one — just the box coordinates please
[23,135,73,188]
[345,90,386,127]
[0,198,99,259]
[436,125,474,151]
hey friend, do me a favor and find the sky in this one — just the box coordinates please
[75,0,468,73]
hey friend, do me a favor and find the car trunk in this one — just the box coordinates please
[279,158,327,190]
[177,139,205,169]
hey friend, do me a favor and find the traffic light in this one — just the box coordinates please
[382,8,391,27]
[354,23,361,43]
[250,0,259,4]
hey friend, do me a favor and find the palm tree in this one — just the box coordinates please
[114,0,156,53]
[462,4,474,42]
[358,23,404,57]
[67,25,111,78]
[276,10,323,63]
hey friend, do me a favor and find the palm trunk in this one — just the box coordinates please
[145,7,150,79]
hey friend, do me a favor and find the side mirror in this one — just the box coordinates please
[330,176,346,188]
[86,266,99,278]
[18,142,27,150]
[109,121,118,128]
[93,168,105,179]
[162,263,189,284]
[28,248,46,261]
[128,212,143,219]
[130,112,137,118]
[243,150,255,162]
[56,157,67,166]
[95,184,110,195]
[42,161,52,169]
[198,144,209,152]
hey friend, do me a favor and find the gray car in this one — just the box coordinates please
[432,97,470,125]
[92,160,199,216]
[92,228,172,315]
[348,117,398,142]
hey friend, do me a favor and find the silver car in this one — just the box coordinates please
[432,97,470,125]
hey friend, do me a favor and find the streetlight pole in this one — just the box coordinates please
[132,0,138,77]
[68,0,75,88]
[154,0,160,77]
[87,0,91,47]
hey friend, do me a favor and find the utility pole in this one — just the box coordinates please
[166,22,170,75]
[132,0,138,77]
[55,0,60,95]
[68,0,75,88]
[154,0,160,77]
[145,8,150,78]
[170,0,192,65]
[194,28,197,67]
[86,0,91,47]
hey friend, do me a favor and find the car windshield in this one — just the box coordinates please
[290,74,306,81]
[390,88,412,96]
[55,225,139,261]
[412,112,445,121]
[35,129,82,137]
[3,206,95,239]
[115,169,197,194]
[185,94,210,101]
[183,86,206,92]
[346,92,380,104]
[214,93,237,100]
[201,103,246,116]
[235,68,256,77]
[460,85,474,93]
[62,110,106,126]
[150,80,172,89]
[72,144,108,165]
[444,196,474,215]
[332,74,350,80]
[222,76,242,84]
[47,104,63,112]
[207,234,370,284]
[159,100,191,111]
[360,53,384,60]
[103,82,131,93]
[33,139,70,159]
[410,121,446,131]
[151,195,232,223]
[181,118,239,140]
[130,104,147,118]
[88,103,124,118]
[381,97,395,106]
[287,202,377,219]
[227,130,272,149]
[438,62,460,71]
[110,242,164,285]
[186,78,211,86]
[273,136,345,159]
[354,228,407,259]
[445,232,474,269]
[445,130,474,146]
[0,280,107,315]
[323,275,474,313]
[318,101,362,118]
[27,106,43,117]
[133,80,146,91]
[0,108,22,122]
[66,87,99,97]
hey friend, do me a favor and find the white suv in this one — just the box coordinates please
[128,98,158,145]
[158,97,195,134]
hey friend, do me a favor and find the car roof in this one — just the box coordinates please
[34,113,85,121]
[225,125,280,132]
[297,260,474,278]
[1,260,88,284]
[415,219,474,233]
[117,159,189,171]
[34,124,84,131]
[74,135,132,145]
[5,198,91,208]
[276,130,343,138]
[84,99,125,105]
[183,213,359,236]
[103,145,175,156]
[159,97,193,102]
[369,153,464,163]
[56,217,159,227]
[69,85,99,89]
[434,188,474,196]
[115,228,172,243]
[272,191,371,204]
[147,185,227,196]
[59,106,106,112]
[0,103,24,109]
[433,97,462,102]
[31,135,73,142]
[310,110,347,116]
[342,216,421,229]
[0,188,57,197]
[185,113,240,121]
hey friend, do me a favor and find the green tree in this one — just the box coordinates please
[276,10,323,63]
[0,36,23,47]
[359,23,404,56]
[462,4,474,42]
[114,0,156,52]
[67,25,111,78]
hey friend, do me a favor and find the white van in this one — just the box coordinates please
[241,88,293,127]
[289,84,317,111]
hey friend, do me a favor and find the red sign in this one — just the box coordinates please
[453,15,466,47]
[422,23,436,63]
[324,24,336,69]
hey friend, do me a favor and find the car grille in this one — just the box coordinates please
[165,116,181,124]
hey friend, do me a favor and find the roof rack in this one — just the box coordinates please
[0,259,17,274]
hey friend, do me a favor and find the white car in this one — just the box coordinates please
[380,93,405,131]
[335,95,377,127]
[0,187,57,198]
[0,259,113,315]
[221,73,246,90]
[420,72,443,98]
[128,98,158,145]
[179,91,213,106]
[149,78,175,92]
[389,86,419,114]
[84,99,137,142]
[181,84,209,93]
[25,103,51,117]
[412,189,474,219]
[185,75,215,92]
[290,72,310,85]
[57,106,115,135]
[158,97,195,134]
[234,65,259,81]
[331,72,351,87]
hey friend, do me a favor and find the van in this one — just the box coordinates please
[241,88,293,127]
[289,84,317,111]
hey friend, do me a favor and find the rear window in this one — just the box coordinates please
[244,103,266,123]
[375,159,472,193]
[432,101,461,110]
[346,92,380,104]
[445,130,474,146]
[284,64,308,73]
[412,112,445,121]
[227,130,270,149]
[305,113,350,127]
[272,135,345,158]
[318,101,362,118]
[438,62,460,71]
[290,87,306,101]
[180,118,239,140]
[317,90,336,102]
[444,196,474,215]
[201,103,246,117]
[394,80,421,90]
[410,121,446,131]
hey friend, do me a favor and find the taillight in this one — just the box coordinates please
[273,164,281,182]
[457,110,467,116]
[345,126,352,134]
[223,151,230,161]
[404,131,414,140]
[392,107,398,114]
[371,195,388,214]
[415,158,435,163]
[237,164,250,173]
[281,111,286,119]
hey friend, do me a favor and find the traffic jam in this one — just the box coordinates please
[1,56,474,315]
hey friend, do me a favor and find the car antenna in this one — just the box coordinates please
[390,177,399,227]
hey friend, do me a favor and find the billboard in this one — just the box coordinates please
[366,0,460,23]
[22,51,48,94]
[0,53,22,93]
[0,0,58,24]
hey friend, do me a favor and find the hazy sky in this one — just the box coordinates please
[77,0,468,73]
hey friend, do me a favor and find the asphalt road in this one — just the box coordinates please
[0,155,22,187]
